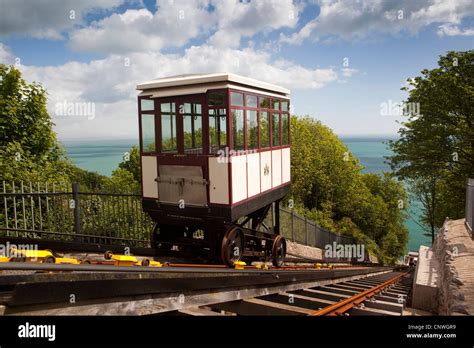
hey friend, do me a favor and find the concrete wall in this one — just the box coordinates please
[412,245,439,313]
[432,218,473,315]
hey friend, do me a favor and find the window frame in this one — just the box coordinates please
[207,89,230,155]
[138,96,158,155]
[271,112,281,148]
[139,94,206,156]
[138,91,290,158]
[182,101,204,154]
[245,93,259,151]
[227,89,290,154]
[281,112,290,146]
[159,101,178,154]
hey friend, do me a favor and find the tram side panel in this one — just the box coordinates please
[140,149,291,224]
[229,148,291,205]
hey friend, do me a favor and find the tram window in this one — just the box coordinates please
[209,109,227,153]
[232,109,244,150]
[246,95,258,108]
[161,102,177,153]
[282,113,289,145]
[231,92,244,107]
[281,100,289,112]
[272,113,281,147]
[208,92,226,107]
[161,102,175,113]
[260,111,270,148]
[183,102,203,154]
[141,114,155,152]
[247,110,258,150]
[260,97,270,109]
[272,99,280,111]
[141,99,154,111]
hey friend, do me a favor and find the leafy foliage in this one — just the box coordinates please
[290,116,408,263]
[389,50,474,241]
[0,64,73,183]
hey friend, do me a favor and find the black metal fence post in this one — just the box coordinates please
[72,182,81,242]
[291,210,295,242]
[304,216,308,245]
[274,202,280,235]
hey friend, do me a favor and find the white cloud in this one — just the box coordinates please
[68,0,301,54]
[208,0,300,48]
[281,0,474,44]
[0,43,14,64]
[0,0,124,39]
[69,0,214,53]
[437,24,474,36]
[4,43,337,139]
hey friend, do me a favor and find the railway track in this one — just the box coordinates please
[0,261,411,316]
[166,270,411,316]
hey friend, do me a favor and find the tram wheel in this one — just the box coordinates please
[220,227,245,266]
[44,256,56,264]
[271,235,286,267]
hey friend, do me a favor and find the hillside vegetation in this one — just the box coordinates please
[290,116,408,262]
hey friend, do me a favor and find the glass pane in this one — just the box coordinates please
[246,95,258,108]
[281,100,289,112]
[282,113,289,145]
[161,103,170,113]
[260,111,270,148]
[208,92,226,107]
[195,103,202,114]
[260,97,270,109]
[141,99,154,111]
[183,103,192,114]
[182,102,203,154]
[232,109,244,150]
[272,99,280,110]
[184,115,202,153]
[209,108,227,153]
[141,114,155,152]
[272,113,280,147]
[161,114,177,153]
[231,92,244,107]
[247,110,258,150]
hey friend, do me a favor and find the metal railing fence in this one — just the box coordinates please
[0,181,359,255]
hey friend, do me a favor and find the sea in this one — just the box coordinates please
[62,137,431,252]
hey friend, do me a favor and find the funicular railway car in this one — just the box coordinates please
[136,73,291,266]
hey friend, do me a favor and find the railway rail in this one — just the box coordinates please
[166,270,411,316]
[0,258,411,316]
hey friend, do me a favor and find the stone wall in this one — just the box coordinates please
[432,218,472,315]
[286,240,379,263]
[286,240,323,260]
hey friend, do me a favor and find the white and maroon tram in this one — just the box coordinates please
[136,73,291,266]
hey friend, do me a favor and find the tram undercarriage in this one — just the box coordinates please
[148,199,287,267]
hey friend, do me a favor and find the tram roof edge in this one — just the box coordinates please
[136,72,290,96]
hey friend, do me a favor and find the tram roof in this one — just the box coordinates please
[136,73,290,98]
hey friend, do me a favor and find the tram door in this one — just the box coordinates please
[157,96,208,206]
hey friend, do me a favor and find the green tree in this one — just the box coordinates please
[291,116,408,262]
[0,64,61,160]
[389,50,474,242]
[0,64,72,182]
[118,145,141,182]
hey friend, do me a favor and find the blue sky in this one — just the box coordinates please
[0,0,473,139]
